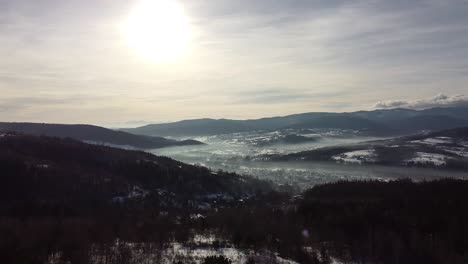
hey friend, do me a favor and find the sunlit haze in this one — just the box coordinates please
[2,2,468,262]
[121,0,191,63]
[1,0,468,126]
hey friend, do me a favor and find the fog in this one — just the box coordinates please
[152,130,467,190]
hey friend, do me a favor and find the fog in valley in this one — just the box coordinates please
[153,130,466,190]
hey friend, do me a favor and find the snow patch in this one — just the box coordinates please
[112,186,149,203]
[127,186,149,199]
[411,137,453,145]
[0,132,19,138]
[405,152,448,166]
[439,147,468,158]
[190,214,206,220]
[332,149,377,164]
[65,239,300,264]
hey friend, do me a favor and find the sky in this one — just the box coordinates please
[1,0,468,127]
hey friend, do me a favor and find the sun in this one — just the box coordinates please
[121,0,191,63]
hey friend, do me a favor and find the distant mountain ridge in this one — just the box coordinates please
[125,118,254,137]
[0,122,203,149]
[122,107,468,137]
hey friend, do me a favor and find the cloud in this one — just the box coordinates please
[374,94,468,110]
[236,88,349,105]
[0,94,104,109]
[1,0,468,123]
[230,88,313,104]
[0,97,70,112]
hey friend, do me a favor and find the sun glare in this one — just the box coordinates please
[121,0,191,63]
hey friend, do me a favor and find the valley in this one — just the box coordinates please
[3,1,468,262]
[1,107,468,264]
[154,128,468,190]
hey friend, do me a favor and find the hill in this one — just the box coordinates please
[0,122,203,149]
[0,132,269,206]
[122,107,468,137]
[266,127,468,170]
[286,115,392,134]
[0,132,273,264]
[213,179,468,264]
[124,118,254,137]
[1,135,467,264]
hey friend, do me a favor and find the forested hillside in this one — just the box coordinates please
[0,122,202,149]
[1,133,467,264]
[123,107,468,137]
[0,132,267,206]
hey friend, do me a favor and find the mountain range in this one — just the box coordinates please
[0,122,202,149]
[122,107,468,137]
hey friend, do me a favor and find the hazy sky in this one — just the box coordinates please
[1,0,468,127]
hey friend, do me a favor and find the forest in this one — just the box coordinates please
[1,133,468,264]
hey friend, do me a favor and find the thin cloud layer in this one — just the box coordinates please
[1,0,468,125]
[375,94,468,110]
